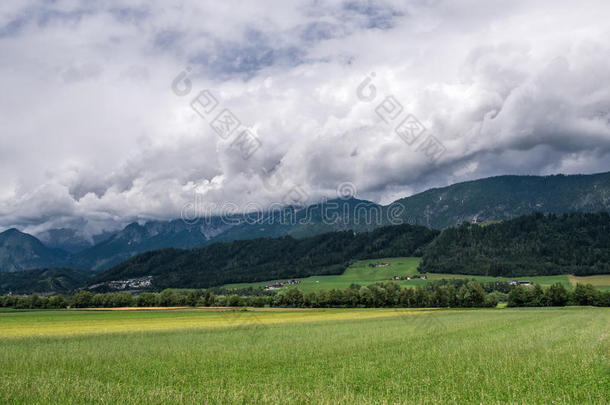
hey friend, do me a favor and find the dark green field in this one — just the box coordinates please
[1,307,608,404]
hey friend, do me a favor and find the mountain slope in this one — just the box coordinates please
[210,198,384,241]
[0,229,69,272]
[3,171,610,273]
[389,172,610,228]
[0,267,91,294]
[419,212,610,277]
[36,228,116,254]
[69,199,384,271]
[68,218,233,272]
[93,224,439,289]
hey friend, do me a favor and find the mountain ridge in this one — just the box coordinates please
[1,171,610,272]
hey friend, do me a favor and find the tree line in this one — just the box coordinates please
[507,283,610,307]
[2,280,608,309]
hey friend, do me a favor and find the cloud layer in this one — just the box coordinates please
[1,0,609,236]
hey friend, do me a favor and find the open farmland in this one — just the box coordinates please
[569,274,610,291]
[224,257,606,292]
[224,257,421,292]
[0,307,608,404]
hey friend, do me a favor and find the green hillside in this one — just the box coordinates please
[225,257,422,292]
[0,268,92,294]
[93,225,439,289]
[389,172,610,228]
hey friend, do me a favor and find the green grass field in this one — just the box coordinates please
[224,257,610,292]
[0,307,608,404]
[226,257,424,292]
[569,274,610,291]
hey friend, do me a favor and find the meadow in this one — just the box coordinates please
[0,307,608,404]
[224,257,610,292]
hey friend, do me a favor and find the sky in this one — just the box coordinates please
[1,0,609,237]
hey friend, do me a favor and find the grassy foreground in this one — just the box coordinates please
[1,307,609,404]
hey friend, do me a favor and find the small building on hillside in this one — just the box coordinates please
[510,280,533,286]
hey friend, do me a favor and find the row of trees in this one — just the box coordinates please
[0,281,517,309]
[2,281,608,309]
[508,283,610,307]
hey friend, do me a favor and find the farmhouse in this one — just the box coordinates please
[509,280,533,286]
[264,279,301,291]
[390,275,427,281]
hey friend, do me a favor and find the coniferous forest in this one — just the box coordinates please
[419,212,610,276]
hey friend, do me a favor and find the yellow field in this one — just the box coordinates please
[0,308,434,339]
[569,274,610,290]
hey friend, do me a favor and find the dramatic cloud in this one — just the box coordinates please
[1,0,609,236]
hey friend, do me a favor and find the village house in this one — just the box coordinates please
[264,279,301,291]
[509,280,533,286]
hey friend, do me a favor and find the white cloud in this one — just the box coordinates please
[0,0,609,235]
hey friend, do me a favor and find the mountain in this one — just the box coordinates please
[68,218,234,271]
[67,199,384,271]
[419,212,610,277]
[92,224,439,289]
[389,172,610,229]
[210,198,384,241]
[35,228,96,254]
[36,228,118,254]
[3,171,610,273]
[0,267,91,294]
[0,229,69,272]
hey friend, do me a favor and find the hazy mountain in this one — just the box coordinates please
[68,218,234,271]
[0,229,69,272]
[210,198,384,242]
[66,199,384,272]
[35,228,96,254]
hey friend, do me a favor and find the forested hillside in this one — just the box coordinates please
[94,224,439,289]
[419,212,610,276]
[390,172,610,228]
[0,268,92,294]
